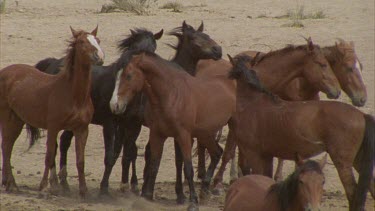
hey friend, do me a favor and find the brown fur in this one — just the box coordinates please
[228,55,373,210]
[0,26,103,197]
[224,158,326,211]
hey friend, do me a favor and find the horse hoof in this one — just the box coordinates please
[211,183,224,196]
[187,203,199,211]
[131,184,140,195]
[119,183,130,193]
[141,192,153,201]
[60,181,70,193]
[5,180,19,192]
[176,194,186,204]
[199,189,211,202]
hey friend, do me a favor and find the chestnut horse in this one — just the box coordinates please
[0,26,104,197]
[242,39,367,183]
[110,52,235,210]
[227,54,374,211]
[224,155,327,211]
[197,38,341,187]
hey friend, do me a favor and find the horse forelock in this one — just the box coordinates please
[267,160,323,211]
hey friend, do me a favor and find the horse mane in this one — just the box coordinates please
[229,54,280,102]
[256,44,321,64]
[167,25,195,50]
[267,160,323,211]
[64,30,89,78]
[111,28,157,74]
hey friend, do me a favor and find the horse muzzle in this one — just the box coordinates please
[326,89,341,99]
[110,101,127,115]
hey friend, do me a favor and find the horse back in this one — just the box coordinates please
[224,175,274,211]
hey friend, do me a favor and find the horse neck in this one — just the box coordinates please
[140,56,180,104]
[236,80,275,110]
[65,48,92,107]
[256,50,308,91]
[172,44,199,75]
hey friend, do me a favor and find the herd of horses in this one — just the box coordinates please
[0,21,373,211]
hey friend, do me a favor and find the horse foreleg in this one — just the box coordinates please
[176,130,198,211]
[58,130,73,192]
[39,129,58,192]
[141,129,166,200]
[1,117,23,192]
[197,143,206,180]
[74,127,89,198]
[174,140,186,204]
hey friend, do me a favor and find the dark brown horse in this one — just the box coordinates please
[224,155,327,211]
[110,52,235,210]
[0,26,104,197]
[196,38,341,187]
[241,39,367,183]
[227,54,374,211]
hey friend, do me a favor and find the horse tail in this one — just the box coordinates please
[26,124,41,149]
[353,114,375,210]
[34,57,57,73]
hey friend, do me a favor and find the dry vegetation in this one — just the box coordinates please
[100,0,157,15]
[160,1,183,13]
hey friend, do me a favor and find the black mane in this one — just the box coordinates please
[167,24,195,50]
[229,54,280,101]
[267,160,323,211]
[111,28,157,73]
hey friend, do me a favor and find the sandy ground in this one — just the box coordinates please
[0,0,374,210]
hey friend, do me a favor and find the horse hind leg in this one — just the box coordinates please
[1,115,24,192]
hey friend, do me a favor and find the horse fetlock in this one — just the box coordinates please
[5,177,18,192]
[39,178,49,191]
[211,182,224,196]
[176,193,186,204]
[187,202,199,211]
[58,166,68,180]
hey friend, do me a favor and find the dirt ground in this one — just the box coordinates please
[0,0,374,210]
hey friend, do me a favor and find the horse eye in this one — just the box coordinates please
[126,74,132,81]
[322,180,325,185]
[346,67,353,72]
[299,180,304,185]
[320,63,327,68]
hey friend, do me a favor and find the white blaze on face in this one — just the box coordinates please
[355,60,362,77]
[110,69,124,112]
[87,35,105,60]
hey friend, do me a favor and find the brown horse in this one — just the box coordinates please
[197,38,341,187]
[109,51,235,210]
[242,39,367,183]
[227,54,374,211]
[224,155,327,211]
[0,26,104,197]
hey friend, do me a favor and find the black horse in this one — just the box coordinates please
[34,28,163,195]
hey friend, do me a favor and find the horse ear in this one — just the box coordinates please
[130,29,136,36]
[295,153,305,166]
[251,52,261,67]
[182,20,188,30]
[227,54,235,65]
[154,29,164,40]
[197,21,204,32]
[307,37,314,51]
[70,26,79,38]
[91,25,98,36]
[318,153,328,169]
